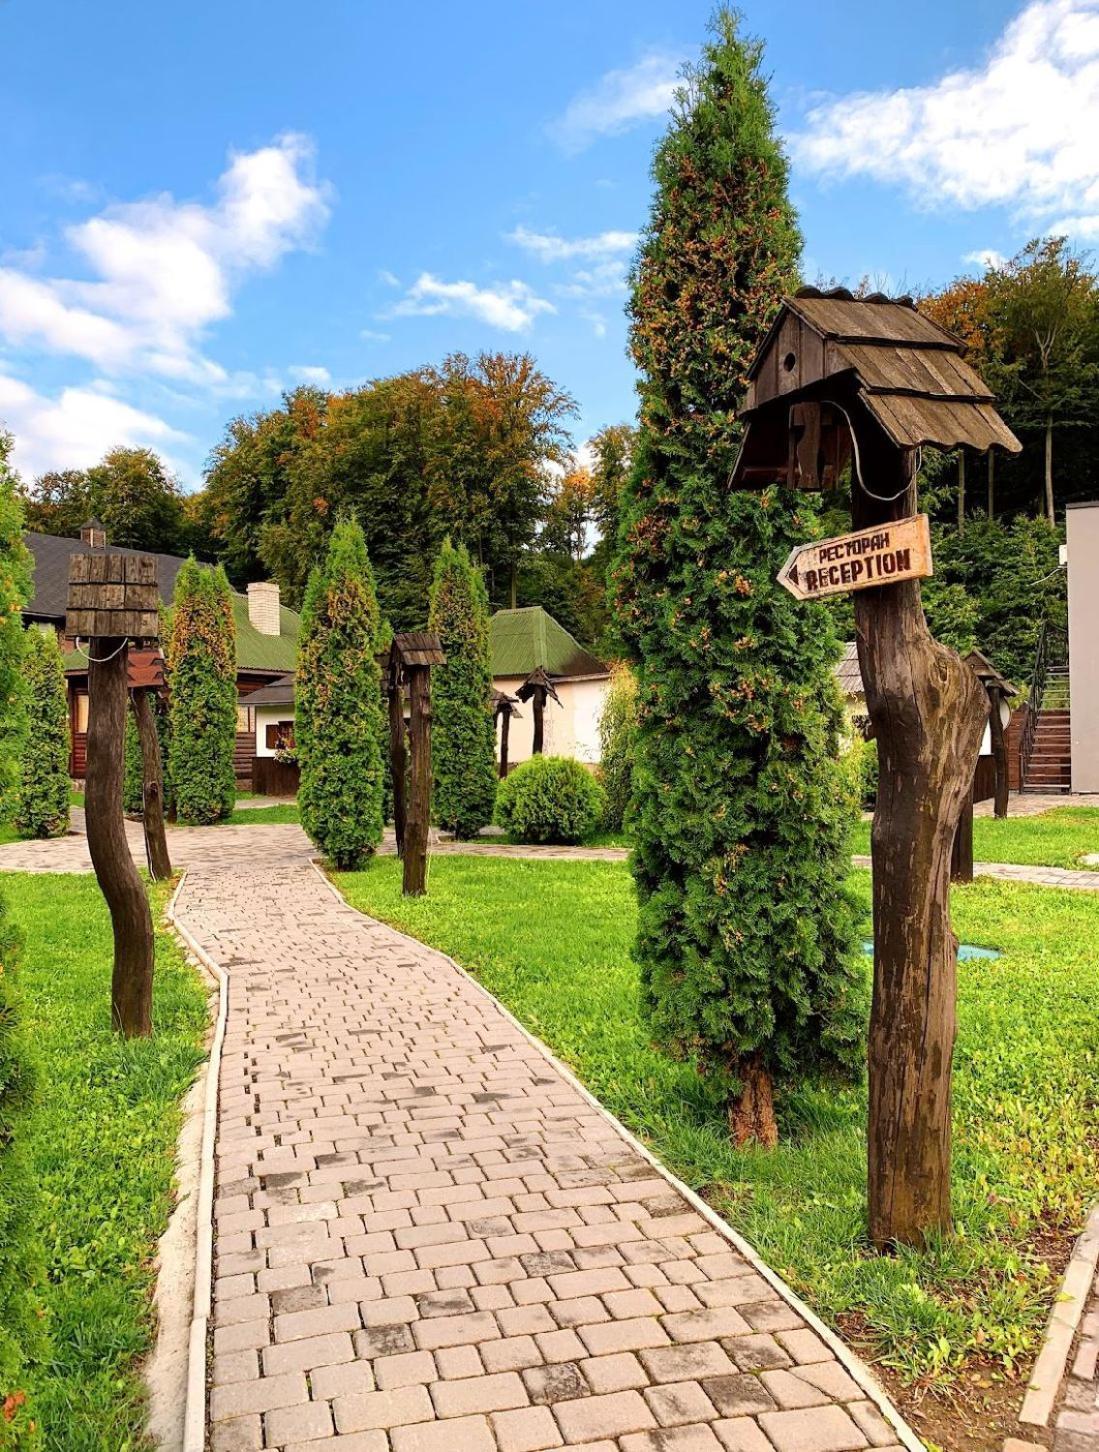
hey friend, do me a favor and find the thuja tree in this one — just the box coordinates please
[0,432,41,1449]
[428,538,498,838]
[297,520,385,868]
[612,11,863,1146]
[15,629,70,839]
[166,560,237,825]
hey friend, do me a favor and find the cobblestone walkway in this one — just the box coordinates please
[1053,1265,1099,1451]
[175,859,912,1452]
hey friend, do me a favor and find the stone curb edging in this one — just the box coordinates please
[166,870,230,1452]
[309,858,927,1452]
[1019,1202,1099,1427]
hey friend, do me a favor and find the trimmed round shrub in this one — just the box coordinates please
[495,756,604,845]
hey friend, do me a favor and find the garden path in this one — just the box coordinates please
[174,852,915,1452]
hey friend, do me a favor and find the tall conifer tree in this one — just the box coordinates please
[15,629,70,839]
[166,560,238,825]
[613,11,862,1145]
[428,538,498,838]
[296,520,385,868]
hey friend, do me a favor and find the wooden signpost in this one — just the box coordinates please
[67,551,160,1038]
[384,633,446,897]
[493,689,519,778]
[777,515,932,601]
[517,665,561,756]
[735,288,1021,1250]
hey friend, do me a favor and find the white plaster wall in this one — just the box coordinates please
[495,676,609,768]
[255,704,296,758]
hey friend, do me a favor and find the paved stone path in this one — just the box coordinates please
[1053,1266,1099,1451]
[175,859,910,1452]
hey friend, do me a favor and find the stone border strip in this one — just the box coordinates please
[166,870,230,1452]
[310,857,927,1452]
[1019,1202,1099,1427]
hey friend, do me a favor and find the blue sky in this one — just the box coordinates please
[2,0,1096,487]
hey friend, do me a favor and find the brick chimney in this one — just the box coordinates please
[247,581,281,636]
[80,518,107,549]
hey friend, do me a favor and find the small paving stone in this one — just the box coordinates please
[553,1388,658,1441]
[644,1379,720,1426]
[491,1403,566,1452]
[621,1428,725,1452]
[264,1399,333,1445]
[758,1405,870,1452]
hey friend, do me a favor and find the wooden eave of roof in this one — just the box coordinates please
[393,630,446,667]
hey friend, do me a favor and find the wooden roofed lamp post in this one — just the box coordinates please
[493,689,519,778]
[516,666,561,757]
[387,633,446,897]
[67,551,161,1037]
[386,647,409,858]
[129,650,172,882]
[967,649,1017,821]
[734,287,1021,1249]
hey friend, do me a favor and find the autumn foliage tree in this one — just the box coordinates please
[296,520,386,868]
[428,538,498,839]
[613,11,863,1146]
[166,559,238,825]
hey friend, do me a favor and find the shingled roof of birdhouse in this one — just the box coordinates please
[741,287,1022,455]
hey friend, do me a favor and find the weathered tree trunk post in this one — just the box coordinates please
[951,787,975,883]
[403,665,432,896]
[989,684,1009,819]
[852,421,989,1249]
[388,657,408,858]
[86,641,155,1037]
[131,687,171,881]
[531,686,545,756]
[498,703,511,779]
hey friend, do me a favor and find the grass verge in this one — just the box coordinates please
[853,806,1099,870]
[6,872,207,1451]
[336,855,1099,1439]
[226,803,300,825]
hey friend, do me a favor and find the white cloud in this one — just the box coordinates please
[0,134,330,386]
[359,327,391,343]
[556,260,630,299]
[506,225,637,262]
[548,52,683,152]
[391,274,555,332]
[791,0,1099,237]
[0,371,189,480]
[288,364,331,385]
[964,248,1009,270]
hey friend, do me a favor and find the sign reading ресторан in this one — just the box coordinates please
[777,514,933,601]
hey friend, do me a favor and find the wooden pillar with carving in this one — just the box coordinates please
[390,633,446,897]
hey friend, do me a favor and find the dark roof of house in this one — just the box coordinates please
[243,673,295,706]
[25,530,301,675]
[392,631,446,668]
[489,607,607,680]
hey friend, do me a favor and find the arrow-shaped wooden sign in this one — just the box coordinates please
[778,513,933,601]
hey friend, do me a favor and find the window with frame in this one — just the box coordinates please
[265,720,295,751]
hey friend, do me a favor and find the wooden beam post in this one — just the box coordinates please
[498,705,511,779]
[85,640,154,1037]
[531,686,545,756]
[403,664,432,896]
[131,687,172,881]
[388,657,408,858]
[950,787,975,883]
[851,420,989,1250]
[989,684,1009,819]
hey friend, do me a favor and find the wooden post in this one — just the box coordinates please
[989,684,1009,819]
[950,787,975,883]
[388,657,408,858]
[403,665,432,896]
[852,420,989,1249]
[86,641,154,1037]
[498,703,511,779]
[531,686,545,756]
[131,687,172,881]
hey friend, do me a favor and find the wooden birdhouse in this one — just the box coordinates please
[731,287,1021,490]
[66,552,160,642]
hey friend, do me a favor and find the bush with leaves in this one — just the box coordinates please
[0,432,41,1450]
[297,520,385,868]
[428,539,498,838]
[495,755,604,845]
[15,629,70,840]
[166,559,237,825]
[597,663,638,833]
[123,714,143,816]
[612,12,863,1146]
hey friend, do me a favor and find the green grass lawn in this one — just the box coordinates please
[226,802,300,825]
[5,872,207,1451]
[336,855,1099,1415]
[853,806,1099,870]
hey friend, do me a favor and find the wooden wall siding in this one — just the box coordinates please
[66,552,160,641]
[252,757,299,797]
[234,731,256,778]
